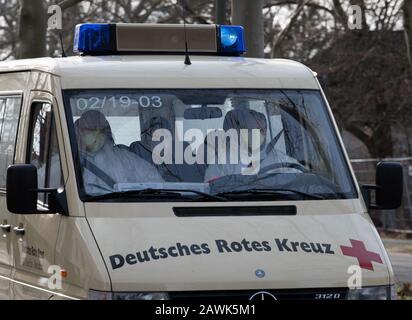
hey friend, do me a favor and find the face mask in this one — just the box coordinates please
[83,130,106,153]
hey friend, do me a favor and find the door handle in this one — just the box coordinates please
[0,223,11,233]
[13,226,25,236]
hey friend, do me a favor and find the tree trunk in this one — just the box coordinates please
[215,0,227,24]
[404,0,412,67]
[232,0,264,58]
[18,0,47,59]
[370,122,394,158]
[346,122,393,159]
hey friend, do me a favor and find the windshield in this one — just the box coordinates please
[63,89,357,201]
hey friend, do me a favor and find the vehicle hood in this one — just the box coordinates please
[86,205,391,292]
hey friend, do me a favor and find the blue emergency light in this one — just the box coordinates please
[218,25,246,54]
[73,23,246,56]
[73,24,115,55]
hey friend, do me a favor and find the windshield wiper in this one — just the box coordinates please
[83,188,228,202]
[215,188,324,200]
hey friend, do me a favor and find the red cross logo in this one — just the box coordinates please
[340,239,383,271]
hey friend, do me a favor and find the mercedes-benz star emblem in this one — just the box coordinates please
[255,269,266,278]
[249,291,277,301]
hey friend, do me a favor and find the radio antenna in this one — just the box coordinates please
[59,30,67,58]
[182,0,192,65]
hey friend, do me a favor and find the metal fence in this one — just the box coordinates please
[351,158,412,231]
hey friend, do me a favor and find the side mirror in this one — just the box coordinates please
[7,164,38,214]
[375,162,403,210]
[6,164,68,215]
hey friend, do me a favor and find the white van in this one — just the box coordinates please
[0,23,403,300]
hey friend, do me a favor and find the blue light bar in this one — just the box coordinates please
[73,23,246,56]
[73,24,116,55]
[217,25,246,55]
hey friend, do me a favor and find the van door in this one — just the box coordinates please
[12,96,64,299]
[0,93,22,299]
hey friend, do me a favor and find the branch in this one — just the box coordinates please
[271,0,310,58]
[346,123,372,151]
[133,0,150,19]
[57,0,85,11]
[0,51,14,61]
[332,0,348,29]
[264,0,334,16]
[183,1,209,24]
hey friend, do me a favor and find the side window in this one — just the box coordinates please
[28,103,62,204]
[0,95,22,188]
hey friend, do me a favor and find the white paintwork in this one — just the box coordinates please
[0,56,319,90]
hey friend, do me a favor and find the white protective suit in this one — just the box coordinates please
[204,108,301,182]
[81,143,163,195]
[76,110,163,195]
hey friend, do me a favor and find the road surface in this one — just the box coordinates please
[382,238,412,284]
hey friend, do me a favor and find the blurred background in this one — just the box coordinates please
[1,0,412,296]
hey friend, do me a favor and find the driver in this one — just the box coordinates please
[75,110,163,195]
[204,107,301,182]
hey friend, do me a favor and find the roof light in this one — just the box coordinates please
[220,27,238,47]
[73,23,246,56]
[217,25,246,55]
[74,24,116,55]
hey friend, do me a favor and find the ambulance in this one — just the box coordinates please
[0,23,403,300]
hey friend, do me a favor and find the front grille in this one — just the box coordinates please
[169,288,348,300]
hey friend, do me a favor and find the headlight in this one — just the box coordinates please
[114,292,170,300]
[347,286,395,300]
[89,290,169,300]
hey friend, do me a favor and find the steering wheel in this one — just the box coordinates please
[207,162,308,184]
[258,162,310,176]
[253,162,340,193]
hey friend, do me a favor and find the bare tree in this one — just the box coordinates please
[271,0,310,58]
[13,0,214,59]
[0,1,20,60]
[17,0,87,59]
